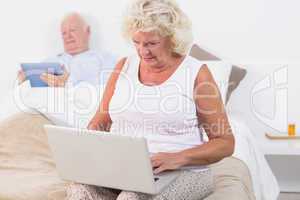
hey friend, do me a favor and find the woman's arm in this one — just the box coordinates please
[151,64,234,174]
[87,57,127,131]
[180,64,235,164]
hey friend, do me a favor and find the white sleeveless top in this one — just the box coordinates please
[109,54,205,156]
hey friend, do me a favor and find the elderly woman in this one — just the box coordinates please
[67,0,234,199]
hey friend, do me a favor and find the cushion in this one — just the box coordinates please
[204,157,255,200]
[189,44,247,104]
[0,112,67,200]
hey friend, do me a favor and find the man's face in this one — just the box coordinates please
[61,18,90,55]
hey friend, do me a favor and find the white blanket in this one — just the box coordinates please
[0,82,37,122]
[229,112,280,200]
[0,82,104,128]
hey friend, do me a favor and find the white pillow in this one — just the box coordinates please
[20,83,105,128]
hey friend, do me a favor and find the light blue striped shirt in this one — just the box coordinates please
[45,50,117,86]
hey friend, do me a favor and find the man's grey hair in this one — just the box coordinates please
[61,12,90,30]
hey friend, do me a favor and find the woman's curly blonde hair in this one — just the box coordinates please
[122,0,193,55]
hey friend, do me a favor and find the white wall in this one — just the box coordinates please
[1,0,300,93]
[0,0,299,135]
[184,0,300,63]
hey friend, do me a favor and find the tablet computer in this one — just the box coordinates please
[21,62,64,87]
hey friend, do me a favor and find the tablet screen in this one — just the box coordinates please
[21,63,63,87]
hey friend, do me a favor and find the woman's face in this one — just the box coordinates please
[132,31,173,68]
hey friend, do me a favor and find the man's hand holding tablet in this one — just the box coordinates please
[20,63,69,87]
[40,65,69,87]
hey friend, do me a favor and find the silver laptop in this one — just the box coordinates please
[44,125,181,194]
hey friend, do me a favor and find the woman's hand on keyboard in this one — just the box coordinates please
[151,152,188,174]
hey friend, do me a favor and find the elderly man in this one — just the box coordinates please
[18,12,115,87]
